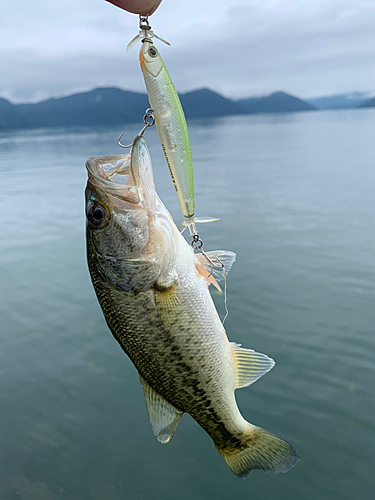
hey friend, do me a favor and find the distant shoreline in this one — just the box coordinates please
[0,87,373,131]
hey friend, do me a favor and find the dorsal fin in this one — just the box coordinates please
[195,250,236,284]
[139,376,183,444]
[231,343,275,389]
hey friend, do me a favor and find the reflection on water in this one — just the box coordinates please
[1,110,374,500]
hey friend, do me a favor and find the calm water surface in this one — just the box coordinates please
[1,110,374,499]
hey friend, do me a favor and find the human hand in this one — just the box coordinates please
[105,0,162,16]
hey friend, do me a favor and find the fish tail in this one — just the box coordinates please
[217,425,300,478]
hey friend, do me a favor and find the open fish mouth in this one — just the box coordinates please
[85,153,141,203]
[86,154,131,185]
[85,136,157,211]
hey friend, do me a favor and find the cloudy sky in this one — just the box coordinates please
[1,0,374,103]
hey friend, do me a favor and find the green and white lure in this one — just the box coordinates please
[127,17,219,241]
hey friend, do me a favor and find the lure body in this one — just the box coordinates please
[139,40,195,219]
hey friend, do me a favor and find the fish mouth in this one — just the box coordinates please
[86,152,140,204]
[85,136,156,208]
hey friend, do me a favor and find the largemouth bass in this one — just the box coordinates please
[85,136,299,477]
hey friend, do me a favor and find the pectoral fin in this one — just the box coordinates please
[139,376,183,444]
[231,343,275,389]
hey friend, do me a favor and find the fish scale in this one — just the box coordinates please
[91,247,243,441]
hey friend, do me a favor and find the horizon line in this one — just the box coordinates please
[1,86,373,106]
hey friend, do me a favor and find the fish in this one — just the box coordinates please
[85,135,300,478]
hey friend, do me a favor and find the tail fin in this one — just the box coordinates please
[217,426,300,478]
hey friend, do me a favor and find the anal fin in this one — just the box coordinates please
[139,376,183,444]
[231,343,275,389]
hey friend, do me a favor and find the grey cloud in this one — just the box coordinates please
[1,0,374,103]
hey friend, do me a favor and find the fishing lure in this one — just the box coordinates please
[127,17,220,252]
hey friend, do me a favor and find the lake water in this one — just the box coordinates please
[1,109,374,500]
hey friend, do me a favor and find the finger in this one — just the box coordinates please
[105,0,162,16]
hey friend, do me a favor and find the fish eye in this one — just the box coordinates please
[87,203,109,227]
[148,46,158,58]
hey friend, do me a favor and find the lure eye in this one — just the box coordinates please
[87,203,109,227]
[148,46,158,58]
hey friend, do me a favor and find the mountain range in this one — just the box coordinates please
[0,88,373,131]
[359,96,375,108]
[306,91,372,109]
[238,92,316,113]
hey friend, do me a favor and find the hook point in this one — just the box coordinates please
[117,131,133,149]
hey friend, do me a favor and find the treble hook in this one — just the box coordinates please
[126,14,170,51]
[118,108,155,148]
[191,235,225,271]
